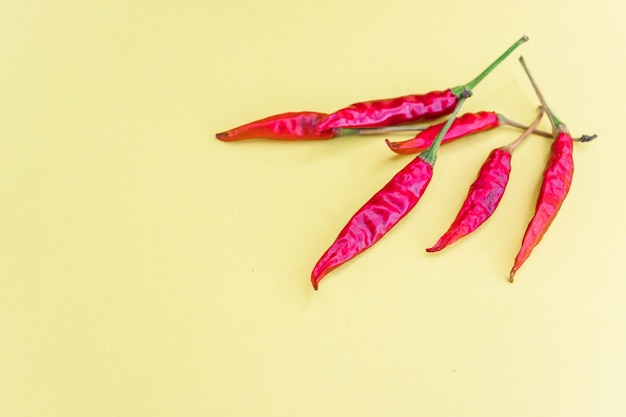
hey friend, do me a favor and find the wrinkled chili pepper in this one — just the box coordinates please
[215,111,428,141]
[386,111,500,154]
[215,111,339,141]
[426,109,544,253]
[315,36,528,131]
[509,57,579,282]
[311,90,472,290]
[385,111,558,155]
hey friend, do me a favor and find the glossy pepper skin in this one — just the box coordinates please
[427,148,511,252]
[509,131,573,281]
[385,111,500,154]
[311,157,433,289]
[315,90,458,131]
[216,111,337,141]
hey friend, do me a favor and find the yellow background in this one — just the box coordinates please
[2,1,625,416]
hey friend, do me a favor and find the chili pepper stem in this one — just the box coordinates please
[419,90,472,166]
[497,114,551,139]
[501,108,544,153]
[347,125,427,136]
[579,134,598,142]
[518,56,567,135]
[450,36,529,98]
[495,114,593,141]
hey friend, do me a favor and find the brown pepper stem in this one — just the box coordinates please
[350,125,427,136]
[498,113,595,142]
[518,56,567,135]
[501,108,544,153]
[497,114,552,138]
[578,134,598,143]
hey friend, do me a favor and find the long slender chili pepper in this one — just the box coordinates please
[311,90,472,290]
[215,111,428,141]
[426,109,544,253]
[509,57,578,282]
[315,36,528,131]
[385,111,559,155]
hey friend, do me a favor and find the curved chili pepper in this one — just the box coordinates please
[386,111,590,154]
[426,110,544,252]
[311,91,472,289]
[509,57,580,282]
[215,111,338,141]
[315,36,528,131]
[427,148,511,252]
[386,111,500,154]
[311,157,432,289]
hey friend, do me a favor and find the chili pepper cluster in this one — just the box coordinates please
[216,36,596,290]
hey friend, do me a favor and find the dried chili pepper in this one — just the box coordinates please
[315,36,528,131]
[384,111,560,155]
[311,90,472,290]
[509,57,580,282]
[215,111,339,141]
[215,111,427,141]
[426,109,544,253]
[386,111,500,154]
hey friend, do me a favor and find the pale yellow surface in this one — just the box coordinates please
[1,1,625,416]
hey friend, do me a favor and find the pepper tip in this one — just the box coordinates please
[311,274,320,291]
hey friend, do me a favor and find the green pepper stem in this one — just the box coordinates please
[419,89,471,166]
[518,56,566,134]
[451,35,528,97]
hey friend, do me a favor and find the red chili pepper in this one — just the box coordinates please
[386,111,500,154]
[386,111,592,154]
[316,90,458,131]
[426,110,544,252]
[215,111,338,141]
[311,91,472,289]
[315,36,528,131]
[215,111,430,142]
[311,156,433,289]
[509,57,579,282]
[509,131,573,281]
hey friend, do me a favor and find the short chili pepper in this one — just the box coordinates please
[386,111,499,154]
[311,90,472,289]
[509,57,578,282]
[385,111,560,155]
[215,111,339,141]
[426,109,544,253]
[386,111,593,154]
[315,36,528,131]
